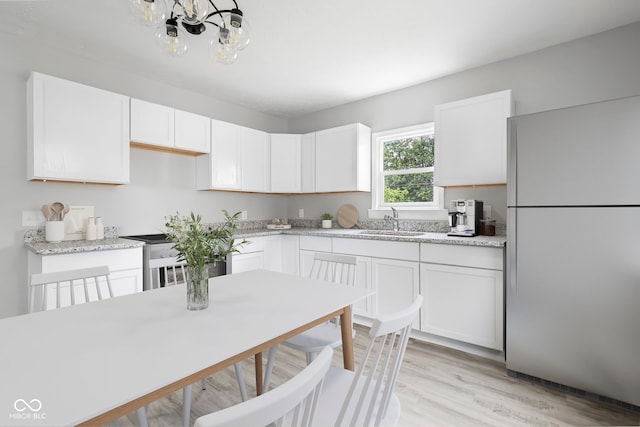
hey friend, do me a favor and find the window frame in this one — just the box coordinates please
[371,123,444,213]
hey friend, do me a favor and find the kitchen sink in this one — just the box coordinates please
[358,230,425,237]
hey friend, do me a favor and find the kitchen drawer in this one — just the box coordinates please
[38,247,142,272]
[420,243,503,270]
[299,236,332,252]
[333,238,419,261]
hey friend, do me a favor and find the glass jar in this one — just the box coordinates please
[479,219,496,236]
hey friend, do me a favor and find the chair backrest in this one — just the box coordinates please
[309,252,357,286]
[29,265,113,312]
[148,256,187,289]
[336,295,423,427]
[194,346,333,427]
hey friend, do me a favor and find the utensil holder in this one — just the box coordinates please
[45,221,65,243]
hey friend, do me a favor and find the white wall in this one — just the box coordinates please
[0,33,288,319]
[287,22,640,222]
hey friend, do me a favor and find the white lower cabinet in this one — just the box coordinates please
[230,236,284,274]
[371,258,420,324]
[27,247,143,311]
[420,263,503,350]
[419,243,504,351]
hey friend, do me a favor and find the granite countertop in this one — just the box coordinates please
[25,238,145,255]
[25,226,505,255]
[237,227,507,248]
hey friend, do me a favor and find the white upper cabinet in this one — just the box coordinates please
[240,126,270,192]
[301,132,316,193]
[196,121,270,192]
[434,89,513,186]
[27,72,130,184]
[271,133,301,193]
[315,123,371,192]
[196,118,240,190]
[130,98,210,154]
[130,99,174,148]
[174,109,211,153]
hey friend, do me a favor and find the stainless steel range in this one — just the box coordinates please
[122,234,178,291]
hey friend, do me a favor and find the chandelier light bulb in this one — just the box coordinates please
[209,31,238,64]
[158,19,188,57]
[227,11,251,51]
[129,0,166,26]
[180,0,210,25]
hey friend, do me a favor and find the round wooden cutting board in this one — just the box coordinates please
[337,204,359,228]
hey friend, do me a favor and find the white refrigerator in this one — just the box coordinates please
[507,95,640,407]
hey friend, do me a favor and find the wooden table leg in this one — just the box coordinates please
[340,305,355,371]
[255,352,263,395]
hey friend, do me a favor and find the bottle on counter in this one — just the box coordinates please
[95,217,104,240]
[86,217,97,241]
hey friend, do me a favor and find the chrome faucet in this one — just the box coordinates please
[384,207,400,231]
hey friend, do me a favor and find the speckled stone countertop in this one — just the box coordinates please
[25,238,145,255]
[25,223,505,255]
[236,228,506,248]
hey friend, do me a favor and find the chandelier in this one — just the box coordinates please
[129,0,251,63]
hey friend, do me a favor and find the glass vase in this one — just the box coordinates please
[186,264,209,310]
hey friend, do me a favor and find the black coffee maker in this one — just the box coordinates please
[448,200,483,236]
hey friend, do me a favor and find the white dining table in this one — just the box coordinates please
[1,269,373,426]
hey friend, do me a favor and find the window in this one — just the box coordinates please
[371,123,443,211]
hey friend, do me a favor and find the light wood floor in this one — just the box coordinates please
[120,325,639,427]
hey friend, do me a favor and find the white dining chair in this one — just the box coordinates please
[144,257,249,427]
[313,295,423,427]
[29,265,115,312]
[194,346,333,427]
[28,266,148,426]
[263,252,357,392]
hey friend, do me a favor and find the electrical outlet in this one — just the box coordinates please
[23,210,46,226]
[298,208,304,218]
[241,210,248,220]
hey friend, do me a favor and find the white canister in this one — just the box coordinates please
[95,217,104,239]
[45,221,65,243]
[321,219,332,229]
[86,217,97,241]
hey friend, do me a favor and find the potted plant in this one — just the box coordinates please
[320,213,333,229]
[164,210,247,310]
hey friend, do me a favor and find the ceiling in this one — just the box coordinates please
[2,1,640,119]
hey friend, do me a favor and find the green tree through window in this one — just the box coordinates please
[383,134,435,203]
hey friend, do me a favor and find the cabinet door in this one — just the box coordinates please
[130,98,174,148]
[301,132,316,193]
[420,263,504,350]
[28,72,130,184]
[270,134,301,193]
[240,126,270,192]
[434,89,513,186]
[174,109,210,153]
[371,258,420,325]
[315,123,371,192]
[208,119,241,189]
[230,251,265,274]
[281,235,300,276]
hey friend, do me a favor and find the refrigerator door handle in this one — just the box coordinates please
[507,207,517,293]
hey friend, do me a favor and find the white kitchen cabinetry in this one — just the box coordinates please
[27,72,130,184]
[271,134,301,193]
[27,247,143,310]
[196,121,270,192]
[230,236,283,274]
[301,132,316,193]
[434,89,513,186]
[419,243,504,351]
[197,119,241,190]
[240,126,270,192]
[130,98,210,154]
[315,123,371,192]
[331,238,419,321]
